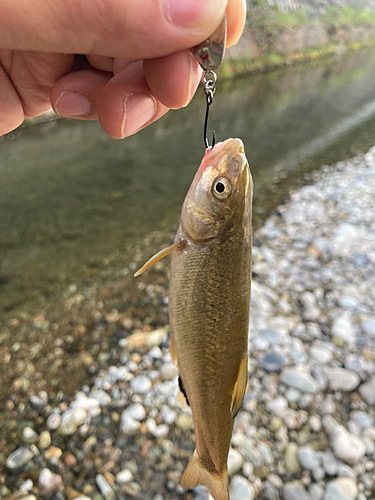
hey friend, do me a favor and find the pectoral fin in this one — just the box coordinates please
[134,240,184,277]
[230,353,248,418]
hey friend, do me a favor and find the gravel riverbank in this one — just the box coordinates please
[2,148,375,500]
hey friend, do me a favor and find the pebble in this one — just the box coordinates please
[38,431,51,449]
[361,317,375,336]
[229,475,255,500]
[331,478,358,499]
[331,426,366,465]
[115,469,133,484]
[359,376,375,404]
[59,407,87,435]
[310,346,333,364]
[130,375,152,394]
[95,474,114,500]
[89,390,111,407]
[285,443,301,474]
[6,447,34,470]
[228,448,244,475]
[331,313,356,344]
[160,363,178,381]
[324,367,360,391]
[283,482,311,500]
[261,351,285,372]
[46,413,61,430]
[38,468,62,496]
[280,368,320,394]
[298,446,321,471]
[22,427,38,444]
[19,480,33,492]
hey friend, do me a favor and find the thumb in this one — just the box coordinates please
[0,0,228,58]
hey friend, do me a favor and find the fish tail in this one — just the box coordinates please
[182,450,229,500]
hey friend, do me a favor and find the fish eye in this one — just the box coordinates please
[212,177,232,200]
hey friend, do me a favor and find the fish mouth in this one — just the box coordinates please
[206,138,244,160]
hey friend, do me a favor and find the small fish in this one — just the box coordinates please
[135,138,253,500]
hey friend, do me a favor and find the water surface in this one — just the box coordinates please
[2,48,375,399]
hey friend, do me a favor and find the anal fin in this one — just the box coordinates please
[230,352,248,418]
[177,376,190,408]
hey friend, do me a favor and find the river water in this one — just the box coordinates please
[2,48,375,406]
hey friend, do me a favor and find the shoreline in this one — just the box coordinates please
[2,148,375,499]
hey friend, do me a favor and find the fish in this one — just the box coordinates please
[135,137,253,500]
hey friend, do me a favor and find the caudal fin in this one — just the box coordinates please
[182,450,229,500]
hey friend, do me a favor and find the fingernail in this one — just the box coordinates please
[55,92,91,117]
[122,94,157,138]
[162,0,227,29]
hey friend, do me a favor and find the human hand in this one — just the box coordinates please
[0,0,246,138]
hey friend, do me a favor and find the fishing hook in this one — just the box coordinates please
[203,71,217,150]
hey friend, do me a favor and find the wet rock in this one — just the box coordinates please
[283,482,311,500]
[96,474,114,500]
[331,313,356,344]
[280,368,320,393]
[298,446,321,471]
[130,375,152,394]
[59,407,87,435]
[324,367,360,391]
[228,448,244,475]
[46,413,61,430]
[38,468,62,496]
[229,475,255,500]
[115,469,133,484]
[331,426,366,465]
[285,443,301,474]
[359,376,375,405]
[261,351,286,372]
[6,447,34,470]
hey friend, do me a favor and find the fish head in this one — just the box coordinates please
[181,138,252,243]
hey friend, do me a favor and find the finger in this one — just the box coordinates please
[98,61,169,139]
[51,69,112,120]
[0,65,24,135]
[227,0,247,48]
[143,50,201,110]
[86,55,114,73]
[0,0,228,59]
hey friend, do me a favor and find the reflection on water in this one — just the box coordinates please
[1,49,375,352]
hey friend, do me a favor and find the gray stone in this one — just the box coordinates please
[280,368,320,394]
[331,478,358,499]
[59,407,87,435]
[331,313,356,344]
[131,375,152,394]
[115,469,133,484]
[89,390,111,407]
[310,346,333,364]
[344,355,366,373]
[46,413,61,430]
[323,482,352,500]
[361,317,375,336]
[261,351,285,372]
[228,448,244,475]
[309,483,324,500]
[38,468,62,496]
[6,447,34,470]
[298,446,321,471]
[229,476,255,500]
[96,474,114,500]
[359,376,375,405]
[324,367,360,391]
[283,482,311,500]
[331,426,366,465]
[321,451,338,476]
